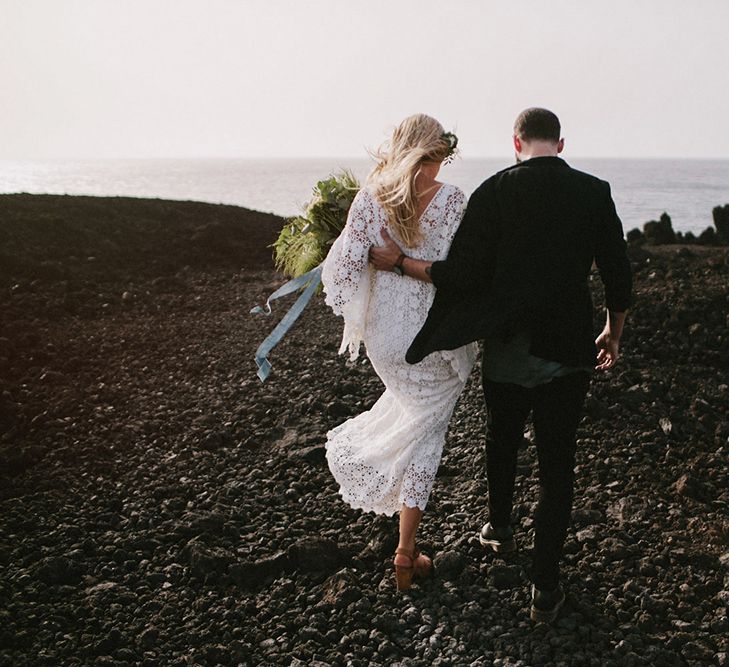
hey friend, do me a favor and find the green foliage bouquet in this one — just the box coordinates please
[273,170,360,277]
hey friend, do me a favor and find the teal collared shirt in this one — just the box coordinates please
[483,330,593,388]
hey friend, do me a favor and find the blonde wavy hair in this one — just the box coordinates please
[367,114,455,248]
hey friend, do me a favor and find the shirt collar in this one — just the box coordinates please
[517,155,569,168]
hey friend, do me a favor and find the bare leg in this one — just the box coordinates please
[393,506,433,589]
[396,505,423,557]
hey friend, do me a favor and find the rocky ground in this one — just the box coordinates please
[0,195,728,666]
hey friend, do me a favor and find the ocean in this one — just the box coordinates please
[1,157,728,236]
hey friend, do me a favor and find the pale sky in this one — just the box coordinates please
[2,0,728,159]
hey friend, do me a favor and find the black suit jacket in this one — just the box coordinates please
[407,156,632,368]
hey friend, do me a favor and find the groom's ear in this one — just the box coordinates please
[557,138,565,153]
[513,135,522,153]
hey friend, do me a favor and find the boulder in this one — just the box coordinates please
[35,555,83,585]
[288,444,326,465]
[433,550,466,580]
[487,564,521,590]
[626,228,645,245]
[229,551,290,587]
[287,537,343,572]
[181,537,233,579]
[713,204,729,243]
[643,212,676,245]
[698,226,719,246]
[673,473,709,501]
[320,569,361,606]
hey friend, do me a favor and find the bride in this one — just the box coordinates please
[321,114,477,590]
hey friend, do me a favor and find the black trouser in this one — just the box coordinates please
[482,370,591,591]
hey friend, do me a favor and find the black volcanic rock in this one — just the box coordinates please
[433,549,466,580]
[626,227,645,245]
[643,212,676,244]
[699,226,720,245]
[35,555,83,585]
[0,193,284,285]
[287,537,344,572]
[1,196,728,666]
[182,537,233,580]
[713,203,729,243]
[487,564,522,589]
[229,552,291,587]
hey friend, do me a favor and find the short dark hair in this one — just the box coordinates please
[513,107,561,143]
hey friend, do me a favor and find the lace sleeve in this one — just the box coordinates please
[441,186,467,254]
[321,189,374,360]
[438,186,478,381]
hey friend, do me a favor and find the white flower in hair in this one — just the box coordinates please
[441,132,459,164]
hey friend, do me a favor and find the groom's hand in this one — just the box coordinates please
[369,229,402,271]
[595,310,626,371]
[595,328,620,370]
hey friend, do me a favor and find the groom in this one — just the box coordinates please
[369,107,632,622]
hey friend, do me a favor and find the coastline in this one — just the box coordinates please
[2,156,729,233]
[1,194,728,665]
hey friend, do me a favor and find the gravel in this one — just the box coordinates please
[1,195,728,666]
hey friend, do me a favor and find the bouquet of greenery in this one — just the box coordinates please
[251,170,360,381]
[272,170,360,277]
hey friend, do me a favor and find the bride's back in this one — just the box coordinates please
[364,183,465,261]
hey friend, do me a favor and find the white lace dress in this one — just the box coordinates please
[321,184,478,516]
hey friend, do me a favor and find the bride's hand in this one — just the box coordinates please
[369,229,403,271]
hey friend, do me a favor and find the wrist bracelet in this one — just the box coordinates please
[393,253,406,276]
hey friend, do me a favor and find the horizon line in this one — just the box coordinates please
[1,155,729,162]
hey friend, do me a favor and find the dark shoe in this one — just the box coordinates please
[530,584,565,623]
[478,522,517,553]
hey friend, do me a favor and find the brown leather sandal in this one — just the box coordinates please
[413,547,433,579]
[394,546,433,590]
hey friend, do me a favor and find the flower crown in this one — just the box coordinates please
[441,131,459,164]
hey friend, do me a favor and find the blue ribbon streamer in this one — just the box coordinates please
[250,265,323,381]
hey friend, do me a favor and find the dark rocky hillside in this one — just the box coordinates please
[0,195,727,666]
